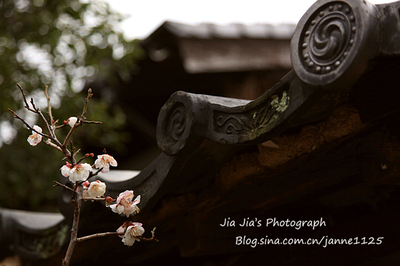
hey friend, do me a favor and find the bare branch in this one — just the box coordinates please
[62,120,80,149]
[38,110,60,142]
[62,182,83,266]
[12,84,63,147]
[83,197,106,201]
[8,108,51,139]
[89,167,103,178]
[17,83,34,111]
[44,85,54,125]
[53,181,74,192]
[73,148,82,160]
[76,227,158,243]
[137,227,159,242]
[81,88,93,119]
[30,97,38,111]
[82,120,102,125]
[55,123,67,130]
[76,151,95,165]
[44,139,63,152]
[76,232,122,243]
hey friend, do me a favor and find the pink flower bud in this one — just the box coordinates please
[105,196,114,207]
[82,181,90,188]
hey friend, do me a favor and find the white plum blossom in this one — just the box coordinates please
[67,116,78,127]
[94,154,117,173]
[27,125,43,146]
[88,180,106,198]
[68,163,92,183]
[61,162,92,183]
[60,162,73,177]
[116,221,144,246]
[110,190,140,217]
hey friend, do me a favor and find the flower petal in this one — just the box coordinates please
[88,180,106,198]
[27,125,43,146]
[60,165,71,177]
[67,117,78,127]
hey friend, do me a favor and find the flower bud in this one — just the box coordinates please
[67,117,78,128]
[105,196,114,207]
[82,181,90,189]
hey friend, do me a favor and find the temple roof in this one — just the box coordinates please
[155,21,295,39]
[141,21,294,74]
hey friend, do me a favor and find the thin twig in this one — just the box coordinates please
[11,84,63,147]
[55,124,67,130]
[69,140,74,155]
[53,181,74,192]
[8,108,51,139]
[75,227,158,243]
[43,85,61,142]
[88,168,103,178]
[43,139,62,152]
[17,83,34,111]
[44,85,54,125]
[76,232,122,242]
[82,120,102,125]
[138,227,159,242]
[62,120,80,149]
[37,109,59,142]
[81,88,93,119]
[73,148,82,161]
[82,197,106,201]
[30,97,38,111]
[76,155,87,165]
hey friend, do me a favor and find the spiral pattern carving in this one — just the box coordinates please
[166,103,186,142]
[299,2,356,74]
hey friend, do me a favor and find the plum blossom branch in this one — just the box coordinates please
[62,183,83,266]
[83,197,106,201]
[90,167,103,177]
[8,109,50,139]
[17,83,59,145]
[76,231,122,242]
[76,227,158,243]
[17,83,35,112]
[76,152,93,165]
[9,83,157,266]
[81,88,93,119]
[140,227,158,242]
[44,85,54,126]
[44,139,63,152]
[53,181,74,192]
[62,118,81,149]
[10,84,64,150]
